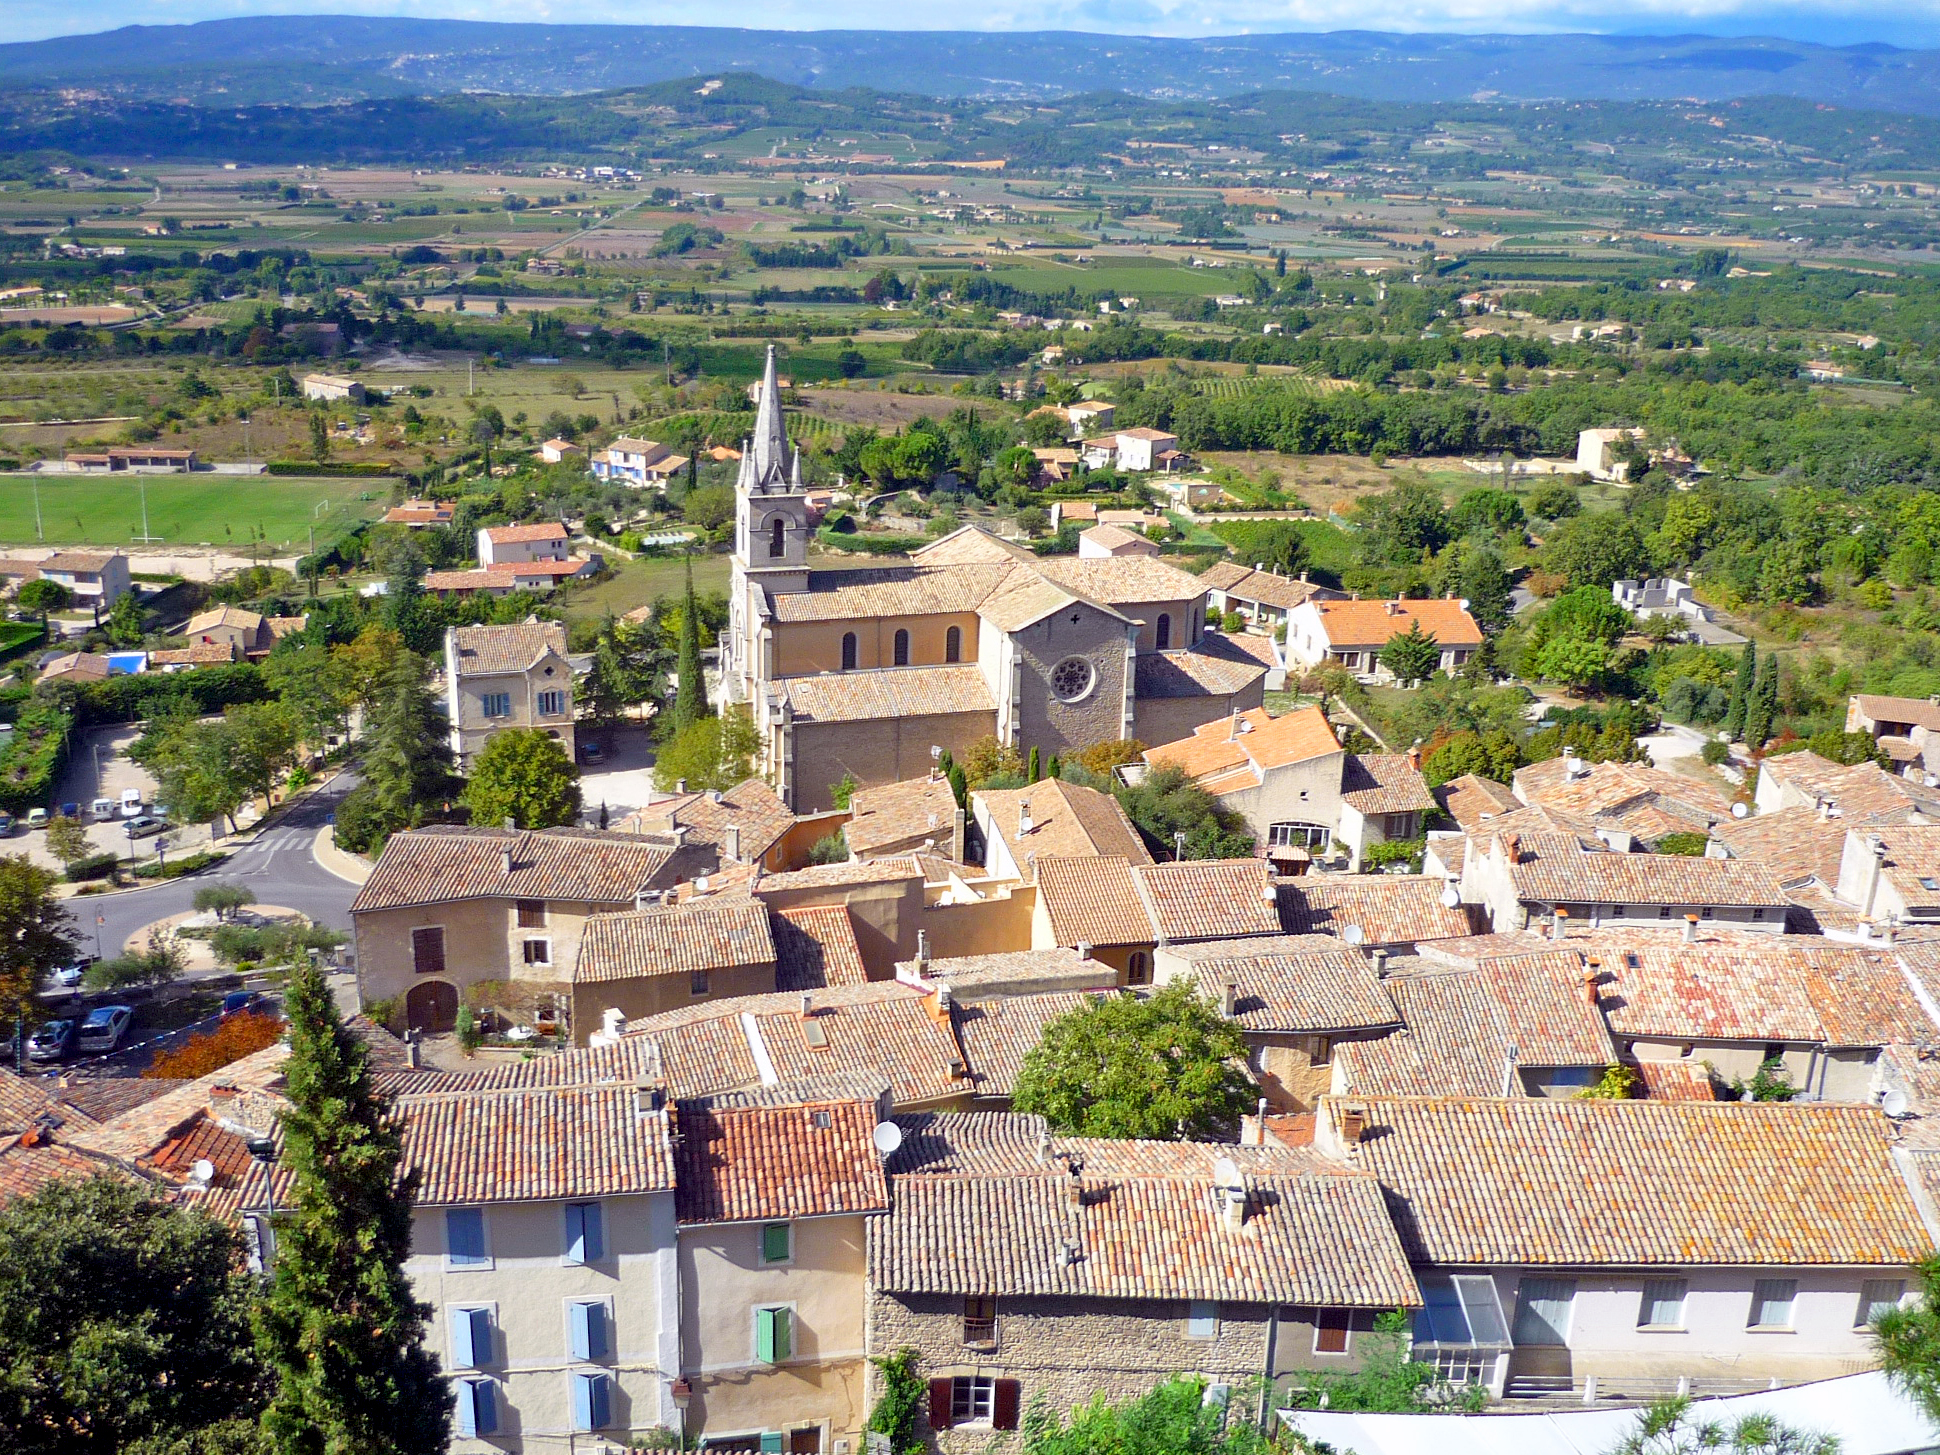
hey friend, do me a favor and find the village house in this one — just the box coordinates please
[180,605,308,660]
[443,621,578,768]
[300,372,364,403]
[1140,706,1346,868]
[1199,562,1336,633]
[844,776,967,863]
[569,900,779,1028]
[972,778,1151,882]
[592,438,690,487]
[479,522,571,567]
[1843,694,1940,779]
[1112,426,1185,473]
[1336,753,1439,869]
[1284,598,1482,683]
[1075,524,1158,559]
[384,498,457,528]
[540,439,582,465]
[36,550,131,610]
[59,446,198,473]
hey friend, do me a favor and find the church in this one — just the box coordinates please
[722,347,1269,811]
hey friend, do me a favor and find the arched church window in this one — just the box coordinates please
[945,626,962,663]
[1156,613,1172,650]
[894,629,911,667]
[769,517,786,558]
[841,632,858,671]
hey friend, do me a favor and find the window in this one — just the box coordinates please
[1269,822,1331,850]
[1512,1277,1577,1346]
[930,1376,1019,1432]
[1859,1279,1906,1327]
[761,1221,793,1265]
[840,632,858,671]
[522,938,551,966]
[893,628,910,666]
[537,690,566,716]
[571,1371,612,1431]
[952,1376,994,1425]
[755,1305,794,1364]
[945,626,962,663]
[1049,656,1094,703]
[963,1295,998,1346]
[564,1202,604,1265]
[1639,1278,1688,1329]
[446,1208,488,1269]
[568,1300,610,1362]
[691,969,710,997]
[1752,907,1766,921]
[1659,905,1673,919]
[411,926,446,976]
[1305,1035,1334,1068]
[1414,1275,1510,1349]
[1156,612,1171,650]
[1314,1307,1352,1355]
[769,517,787,558]
[481,692,511,718]
[1186,1300,1219,1339]
[1750,1278,1798,1329]
[1125,952,1150,986]
[455,1378,498,1439]
[516,899,547,928]
[449,1306,493,1368]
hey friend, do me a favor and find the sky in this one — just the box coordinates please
[8,0,1940,48]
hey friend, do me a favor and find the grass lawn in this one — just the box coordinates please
[0,475,387,549]
[557,546,883,622]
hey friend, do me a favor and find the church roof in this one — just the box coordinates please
[781,667,997,724]
[772,566,1011,623]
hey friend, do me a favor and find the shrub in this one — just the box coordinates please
[62,851,119,883]
[144,1010,283,1080]
[0,701,72,815]
[1700,739,1730,766]
[133,849,229,879]
[1653,831,1710,856]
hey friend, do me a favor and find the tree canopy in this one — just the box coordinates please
[461,728,581,831]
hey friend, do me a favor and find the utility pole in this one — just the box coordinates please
[468,359,475,397]
[31,477,42,542]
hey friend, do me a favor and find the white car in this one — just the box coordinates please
[119,788,143,818]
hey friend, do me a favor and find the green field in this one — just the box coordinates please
[0,475,388,549]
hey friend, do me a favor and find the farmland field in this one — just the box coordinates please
[0,475,388,548]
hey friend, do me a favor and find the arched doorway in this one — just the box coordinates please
[406,980,458,1034]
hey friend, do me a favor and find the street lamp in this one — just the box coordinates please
[124,820,136,871]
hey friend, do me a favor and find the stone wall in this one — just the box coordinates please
[790,709,997,814]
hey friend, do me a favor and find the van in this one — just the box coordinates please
[119,788,143,818]
[91,798,115,821]
[76,1005,132,1054]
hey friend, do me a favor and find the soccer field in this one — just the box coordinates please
[0,475,389,549]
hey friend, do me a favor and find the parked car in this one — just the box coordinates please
[58,802,80,820]
[125,815,168,839]
[119,789,143,818]
[582,740,606,765]
[24,808,48,830]
[221,990,263,1019]
[0,812,15,837]
[50,956,94,988]
[26,1019,76,1063]
[76,1004,133,1054]
[90,798,115,821]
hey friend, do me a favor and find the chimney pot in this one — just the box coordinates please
[1338,1106,1367,1145]
[1222,982,1238,1016]
[1222,1183,1247,1232]
[501,847,514,874]
[503,817,516,832]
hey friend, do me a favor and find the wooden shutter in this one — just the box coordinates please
[762,1221,792,1263]
[928,1378,955,1430]
[449,1307,479,1368]
[412,926,445,976]
[993,1378,1021,1431]
[757,1306,792,1364]
[566,1202,603,1264]
[569,1301,607,1362]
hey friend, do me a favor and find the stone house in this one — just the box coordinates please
[443,621,578,769]
[1284,598,1482,683]
[37,550,131,610]
[570,900,779,1030]
[1140,706,1345,869]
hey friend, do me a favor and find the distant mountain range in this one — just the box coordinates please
[2,17,1939,117]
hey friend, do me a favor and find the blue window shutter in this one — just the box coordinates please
[473,1381,497,1437]
[573,1372,610,1430]
[450,1307,489,1368]
[566,1201,603,1263]
[590,1374,610,1431]
[456,1381,478,1439]
[569,1301,607,1362]
[447,1208,485,1265]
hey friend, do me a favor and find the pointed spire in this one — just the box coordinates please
[751,343,788,488]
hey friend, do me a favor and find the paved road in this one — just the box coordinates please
[79,771,363,962]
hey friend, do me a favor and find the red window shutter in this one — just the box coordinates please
[993,1378,1021,1431]
[928,1378,955,1430]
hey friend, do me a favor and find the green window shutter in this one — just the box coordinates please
[760,1434,784,1454]
[756,1306,777,1364]
[774,1306,793,1362]
[761,1222,791,1263]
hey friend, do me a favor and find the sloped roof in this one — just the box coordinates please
[1143,706,1340,790]
[397,1086,678,1205]
[1133,636,1269,699]
[772,905,869,992]
[952,991,1102,1096]
[1279,875,1475,947]
[574,900,776,984]
[1342,755,1437,815]
[1437,773,1522,831]
[979,779,1151,869]
[1311,599,1482,649]
[448,621,568,676]
[847,776,960,859]
[672,1099,890,1225]
[1136,858,1282,942]
[1036,554,1206,606]
[1501,834,1788,908]
[353,827,671,913]
[1036,855,1153,948]
[1167,934,1400,1033]
[780,666,996,725]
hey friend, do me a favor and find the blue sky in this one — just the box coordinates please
[10,1,1939,48]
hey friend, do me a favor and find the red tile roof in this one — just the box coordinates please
[672,1100,890,1224]
[397,1086,677,1205]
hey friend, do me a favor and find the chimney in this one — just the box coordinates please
[501,847,514,874]
[1884,915,1899,947]
[708,788,724,804]
[1386,600,1399,616]
[725,825,741,863]
[1221,982,1239,1016]
[635,1076,666,1117]
[1371,947,1390,978]
[1683,913,1700,944]
[1222,1180,1248,1233]
[676,778,688,793]
[1861,835,1888,918]
[1503,833,1521,865]
[1406,745,1421,772]
[405,1032,422,1070]
[1018,800,1034,836]
[1551,906,1569,942]
[503,817,516,832]
[1336,1104,1367,1145]
[1582,969,1600,1007]
[916,930,932,976]
[602,1007,624,1040]
[1500,1043,1520,1097]
[1036,1124,1052,1167]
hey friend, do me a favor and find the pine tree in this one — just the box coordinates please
[362,649,452,831]
[255,960,450,1455]
[1723,638,1756,739]
[673,554,706,736]
[1743,652,1780,750]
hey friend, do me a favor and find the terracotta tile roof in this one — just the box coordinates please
[979,779,1152,869]
[780,666,996,725]
[574,900,776,983]
[1279,875,1476,947]
[41,551,120,574]
[952,992,1102,1096]
[1500,833,1789,908]
[1200,563,1327,612]
[68,1046,290,1166]
[903,948,1114,1000]
[1036,856,1153,948]
[1437,773,1522,831]
[1872,826,1940,911]
[907,526,1037,566]
[1167,935,1400,1033]
[773,905,869,991]
[0,1134,129,1203]
[1342,754,1437,815]
[754,857,925,893]
[1134,858,1281,942]
[184,605,262,634]
[1132,636,1269,699]
[397,1085,677,1205]
[1708,807,1846,887]
[847,776,960,859]
[1338,974,1530,1097]
[1312,599,1482,650]
[673,1099,890,1224]
[147,643,239,667]
[1143,706,1340,789]
[1852,694,1940,731]
[978,566,1117,632]
[1513,759,1732,839]
[774,563,1011,622]
[352,827,671,913]
[447,621,567,676]
[0,1070,82,1134]
[871,1118,1418,1308]
[52,1077,179,1125]
[424,568,519,591]
[484,522,569,543]
[1630,1060,1722,1102]
[1080,524,1152,552]
[1036,554,1207,606]
[1336,1095,1935,1267]
[622,779,796,864]
[887,1110,1059,1175]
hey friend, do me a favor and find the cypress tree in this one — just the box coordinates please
[1743,652,1780,750]
[673,553,706,736]
[362,649,451,830]
[1723,637,1756,739]
[255,960,449,1455]
[1028,746,1041,783]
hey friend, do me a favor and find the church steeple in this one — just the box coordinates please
[747,343,791,492]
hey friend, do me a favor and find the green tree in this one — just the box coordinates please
[1532,635,1617,693]
[105,591,146,648]
[1420,729,1524,787]
[0,1176,268,1455]
[1379,620,1443,686]
[1743,652,1779,750]
[672,555,707,737]
[193,882,257,922]
[16,578,71,622]
[1600,1395,1838,1455]
[1542,511,1650,589]
[1282,1310,1486,1413]
[308,410,329,463]
[43,813,90,867]
[1013,980,1255,1140]
[1024,1376,1276,1455]
[1357,477,1452,567]
[338,649,452,853]
[1114,763,1255,860]
[254,960,450,1455]
[1444,540,1514,634]
[85,930,183,995]
[577,616,645,747]
[461,728,581,830]
[651,705,760,794]
[261,643,353,751]
[1722,637,1756,740]
[1874,1256,1940,1429]
[223,701,302,812]
[1526,479,1582,521]
[0,857,76,1027]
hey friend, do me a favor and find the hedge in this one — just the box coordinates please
[133,848,228,879]
[265,460,399,477]
[68,662,270,726]
[814,527,927,556]
[0,701,71,815]
[64,851,119,882]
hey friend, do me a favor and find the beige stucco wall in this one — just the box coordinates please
[1134,673,1267,753]
[677,1214,873,1449]
[789,710,997,814]
[1213,749,1346,849]
[450,650,578,769]
[756,876,926,980]
[774,613,983,678]
[922,886,1038,961]
[571,960,779,1044]
[410,1191,680,1454]
[355,897,608,1008]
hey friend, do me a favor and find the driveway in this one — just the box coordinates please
[577,725,661,823]
[1638,721,1712,767]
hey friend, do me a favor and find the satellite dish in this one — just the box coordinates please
[189,1158,216,1187]
[872,1121,904,1156]
[1731,801,1749,819]
[1440,883,1462,909]
[1882,1089,1911,1119]
[1342,924,1366,947]
[1211,1156,1243,1189]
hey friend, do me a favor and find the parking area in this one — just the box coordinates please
[2,724,214,872]
[576,725,660,822]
